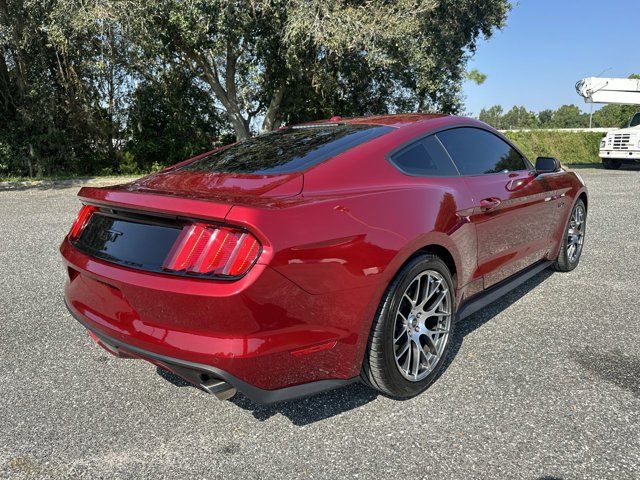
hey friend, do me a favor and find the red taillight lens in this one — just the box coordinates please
[69,205,97,241]
[162,223,261,278]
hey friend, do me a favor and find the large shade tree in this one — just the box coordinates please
[123,0,511,140]
[1,0,511,176]
[0,0,133,175]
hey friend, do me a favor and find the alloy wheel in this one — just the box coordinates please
[393,270,452,382]
[567,203,586,263]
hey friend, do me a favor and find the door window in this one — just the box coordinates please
[436,128,528,175]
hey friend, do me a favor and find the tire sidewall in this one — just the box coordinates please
[558,198,587,270]
[603,159,621,170]
[379,255,456,398]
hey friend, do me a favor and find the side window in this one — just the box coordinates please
[436,128,528,175]
[390,136,459,176]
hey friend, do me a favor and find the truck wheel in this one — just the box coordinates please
[602,159,621,170]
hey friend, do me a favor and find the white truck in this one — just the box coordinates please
[575,77,640,169]
[598,112,640,169]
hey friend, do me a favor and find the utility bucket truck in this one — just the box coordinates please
[576,77,640,169]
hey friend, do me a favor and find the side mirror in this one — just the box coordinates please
[535,156,560,174]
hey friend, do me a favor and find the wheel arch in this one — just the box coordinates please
[414,244,457,285]
[548,185,588,262]
[389,240,460,291]
[578,191,588,211]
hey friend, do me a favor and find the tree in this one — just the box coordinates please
[125,67,228,171]
[122,0,511,140]
[538,109,554,127]
[551,104,588,128]
[0,0,131,176]
[501,106,538,129]
[592,104,639,128]
[0,0,511,177]
[479,105,504,129]
[466,69,488,86]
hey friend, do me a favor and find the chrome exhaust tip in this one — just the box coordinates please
[200,378,237,401]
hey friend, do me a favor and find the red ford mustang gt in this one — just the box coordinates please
[61,114,588,403]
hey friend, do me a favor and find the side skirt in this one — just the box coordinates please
[456,260,553,322]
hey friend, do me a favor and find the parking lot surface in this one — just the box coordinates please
[1,167,639,479]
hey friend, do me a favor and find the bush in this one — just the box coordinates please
[504,130,603,165]
[118,152,139,175]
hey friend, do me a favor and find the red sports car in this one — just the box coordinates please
[61,114,588,403]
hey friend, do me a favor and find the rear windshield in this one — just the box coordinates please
[180,124,393,174]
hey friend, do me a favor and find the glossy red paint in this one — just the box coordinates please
[61,113,588,399]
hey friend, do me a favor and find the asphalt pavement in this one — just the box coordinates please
[1,166,639,479]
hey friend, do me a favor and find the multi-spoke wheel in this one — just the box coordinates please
[553,198,587,272]
[393,271,451,381]
[361,254,456,398]
[566,203,585,263]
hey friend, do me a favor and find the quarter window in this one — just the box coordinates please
[389,136,459,176]
[436,128,528,175]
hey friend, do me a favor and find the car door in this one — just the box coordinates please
[436,127,557,289]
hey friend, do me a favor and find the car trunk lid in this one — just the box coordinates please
[70,170,300,278]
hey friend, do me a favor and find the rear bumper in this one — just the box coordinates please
[61,239,377,400]
[65,300,357,404]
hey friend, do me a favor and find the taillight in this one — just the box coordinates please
[162,223,261,278]
[69,205,97,241]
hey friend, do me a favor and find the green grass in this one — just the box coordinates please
[504,130,604,165]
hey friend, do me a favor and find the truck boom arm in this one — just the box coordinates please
[576,77,640,105]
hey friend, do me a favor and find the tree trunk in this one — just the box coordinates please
[107,29,116,168]
[0,48,14,111]
[27,143,34,178]
[0,0,28,99]
[185,48,251,141]
[228,109,251,141]
[261,84,285,132]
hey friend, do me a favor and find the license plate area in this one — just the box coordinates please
[74,213,181,272]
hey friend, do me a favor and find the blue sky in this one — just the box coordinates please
[462,0,639,116]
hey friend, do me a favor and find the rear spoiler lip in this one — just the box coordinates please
[77,186,233,222]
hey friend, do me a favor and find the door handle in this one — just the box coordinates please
[479,197,502,212]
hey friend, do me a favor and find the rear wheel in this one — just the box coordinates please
[602,158,622,170]
[361,254,455,398]
[553,199,587,272]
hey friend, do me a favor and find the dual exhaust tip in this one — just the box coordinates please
[199,375,237,401]
[157,362,237,401]
[86,326,238,401]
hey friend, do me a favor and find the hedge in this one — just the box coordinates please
[503,130,604,165]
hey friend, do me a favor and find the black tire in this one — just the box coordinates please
[553,198,587,272]
[602,158,622,170]
[361,253,456,398]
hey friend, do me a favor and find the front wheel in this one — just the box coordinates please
[361,254,456,398]
[602,158,621,170]
[553,198,587,272]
